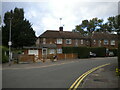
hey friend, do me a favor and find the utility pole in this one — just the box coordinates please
[8,17,12,66]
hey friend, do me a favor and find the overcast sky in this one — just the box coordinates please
[1,0,120,37]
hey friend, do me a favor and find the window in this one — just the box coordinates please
[57,39,62,44]
[104,40,109,45]
[111,40,115,45]
[75,39,78,46]
[81,39,83,44]
[28,50,38,55]
[93,40,96,45]
[66,39,72,44]
[43,38,46,44]
[49,49,55,54]
[57,49,62,54]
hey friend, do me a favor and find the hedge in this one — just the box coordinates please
[0,46,9,63]
[89,47,106,57]
[118,41,120,69]
[62,46,106,58]
[62,47,90,58]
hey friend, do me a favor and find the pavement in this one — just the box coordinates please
[81,62,119,88]
[2,57,119,88]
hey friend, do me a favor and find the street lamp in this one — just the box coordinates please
[8,17,12,66]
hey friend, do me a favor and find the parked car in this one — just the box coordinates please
[109,51,114,57]
[90,51,96,57]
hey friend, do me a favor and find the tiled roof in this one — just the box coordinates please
[23,44,57,49]
[39,30,118,40]
[91,32,118,40]
[39,30,84,39]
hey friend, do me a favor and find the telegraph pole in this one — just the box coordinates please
[8,17,12,66]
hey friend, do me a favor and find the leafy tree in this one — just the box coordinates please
[2,8,36,48]
[75,18,103,36]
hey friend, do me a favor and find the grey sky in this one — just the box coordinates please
[1,0,119,37]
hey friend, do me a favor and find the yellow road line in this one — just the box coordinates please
[69,63,110,90]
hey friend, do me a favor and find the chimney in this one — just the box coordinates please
[59,26,63,31]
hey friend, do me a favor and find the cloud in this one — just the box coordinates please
[2,0,119,37]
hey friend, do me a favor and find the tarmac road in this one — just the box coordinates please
[2,57,118,88]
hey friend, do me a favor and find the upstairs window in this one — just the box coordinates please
[93,40,96,45]
[81,39,83,44]
[43,38,46,44]
[66,39,72,44]
[57,39,62,44]
[104,40,109,45]
[111,40,115,45]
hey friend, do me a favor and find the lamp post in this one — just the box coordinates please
[8,17,12,66]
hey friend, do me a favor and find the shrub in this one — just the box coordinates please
[89,47,106,57]
[0,46,9,63]
[118,41,120,69]
[62,46,90,58]
[77,47,90,58]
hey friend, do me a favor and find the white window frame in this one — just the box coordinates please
[57,39,62,44]
[66,39,72,44]
[75,39,78,46]
[93,40,96,45]
[49,49,55,54]
[104,40,109,45]
[81,39,83,44]
[57,49,62,54]
[111,40,115,45]
[28,50,38,56]
[43,38,46,44]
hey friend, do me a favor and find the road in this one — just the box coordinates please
[2,57,118,88]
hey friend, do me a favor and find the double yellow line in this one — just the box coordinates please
[68,63,110,90]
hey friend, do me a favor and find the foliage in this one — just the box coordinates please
[89,47,106,57]
[118,41,120,69]
[62,47,90,58]
[0,46,9,63]
[2,8,36,48]
[74,15,120,35]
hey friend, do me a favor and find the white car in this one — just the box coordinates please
[90,52,96,57]
[109,51,114,56]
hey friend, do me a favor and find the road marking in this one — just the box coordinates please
[68,63,110,90]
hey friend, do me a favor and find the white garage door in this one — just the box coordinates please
[28,50,38,55]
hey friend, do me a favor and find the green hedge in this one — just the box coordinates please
[62,46,106,58]
[109,48,118,56]
[62,47,90,58]
[89,47,106,57]
[77,47,90,58]
[118,41,120,69]
[0,46,9,63]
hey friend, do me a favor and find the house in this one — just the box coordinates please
[23,27,118,61]
[90,32,118,49]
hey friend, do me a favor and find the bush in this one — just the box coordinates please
[109,48,118,56]
[118,41,120,69]
[0,46,9,63]
[77,47,90,58]
[89,47,106,57]
[62,47,90,58]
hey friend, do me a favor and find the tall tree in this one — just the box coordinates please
[2,8,36,48]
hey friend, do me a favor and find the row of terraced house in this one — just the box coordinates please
[22,27,118,62]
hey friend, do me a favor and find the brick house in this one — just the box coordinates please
[23,27,118,61]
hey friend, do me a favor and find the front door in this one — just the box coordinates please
[98,40,101,47]
[42,48,47,59]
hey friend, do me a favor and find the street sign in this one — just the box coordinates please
[8,41,12,46]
